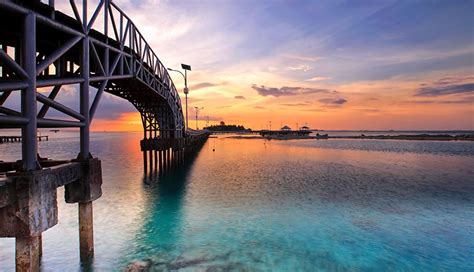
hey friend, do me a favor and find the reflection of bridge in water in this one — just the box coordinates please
[0,1,208,270]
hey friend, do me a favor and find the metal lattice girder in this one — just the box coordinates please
[36,36,82,75]
[37,85,61,118]
[0,106,21,116]
[36,92,85,121]
[0,0,187,169]
[0,49,29,79]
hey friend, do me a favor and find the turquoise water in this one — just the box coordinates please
[1,132,474,271]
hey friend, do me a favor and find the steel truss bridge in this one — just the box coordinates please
[0,1,208,270]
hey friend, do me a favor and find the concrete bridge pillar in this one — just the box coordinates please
[154,149,158,171]
[164,148,168,172]
[159,150,163,173]
[16,234,41,272]
[0,168,57,272]
[167,148,172,170]
[65,158,102,263]
[0,159,102,271]
[143,151,147,174]
[79,201,94,261]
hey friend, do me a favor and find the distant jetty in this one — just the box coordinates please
[260,128,312,139]
[329,134,474,141]
[226,133,474,141]
[0,135,49,144]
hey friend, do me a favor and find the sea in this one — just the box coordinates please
[0,130,473,271]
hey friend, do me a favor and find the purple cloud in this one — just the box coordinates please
[252,84,333,97]
[415,83,474,97]
[319,98,347,105]
[190,82,218,90]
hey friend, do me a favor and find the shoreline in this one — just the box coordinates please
[328,134,474,141]
[224,134,474,141]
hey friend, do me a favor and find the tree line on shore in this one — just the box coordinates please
[204,122,251,132]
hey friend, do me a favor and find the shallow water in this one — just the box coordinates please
[1,132,473,271]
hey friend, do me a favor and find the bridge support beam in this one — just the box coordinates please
[165,149,169,170]
[140,133,209,175]
[159,150,163,172]
[16,234,41,272]
[0,159,102,271]
[79,201,94,262]
[143,151,147,174]
[65,158,102,263]
[0,166,57,271]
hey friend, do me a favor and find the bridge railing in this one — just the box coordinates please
[40,0,183,121]
[107,1,181,104]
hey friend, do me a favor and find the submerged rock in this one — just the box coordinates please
[125,259,152,272]
[124,251,234,271]
[205,262,249,272]
[168,251,232,270]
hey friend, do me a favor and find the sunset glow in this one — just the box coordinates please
[1,1,474,270]
[82,0,474,131]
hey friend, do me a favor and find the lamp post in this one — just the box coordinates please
[194,106,204,130]
[167,63,191,132]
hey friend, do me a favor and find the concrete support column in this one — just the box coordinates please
[8,167,59,272]
[143,151,147,174]
[175,150,178,165]
[158,150,163,173]
[170,149,174,168]
[163,149,167,172]
[167,148,171,170]
[147,150,151,173]
[173,150,177,167]
[79,201,94,262]
[153,130,158,172]
[65,159,102,263]
[38,235,42,258]
[147,129,152,173]
[16,234,41,272]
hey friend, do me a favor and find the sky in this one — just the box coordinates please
[15,0,474,131]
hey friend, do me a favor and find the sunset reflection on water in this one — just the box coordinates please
[1,132,473,270]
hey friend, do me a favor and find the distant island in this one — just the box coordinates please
[204,121,251,132]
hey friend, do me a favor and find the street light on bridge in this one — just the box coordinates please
[167,64,191,131]
[194,106,204,130]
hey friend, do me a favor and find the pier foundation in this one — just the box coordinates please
[16,234,41,272]
[140,133,210,174]
[0,159,102,271]
[79,201,94,262]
